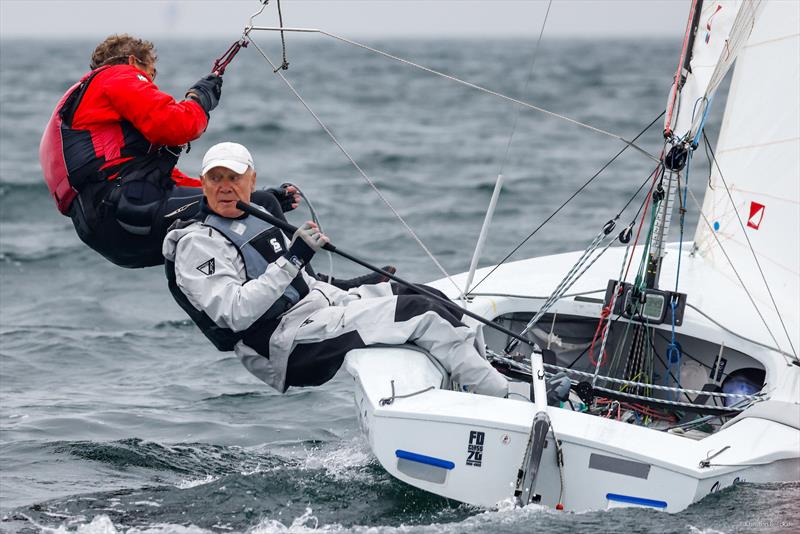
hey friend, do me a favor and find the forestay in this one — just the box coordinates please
[693,0,800,354]
[667,0,765,143]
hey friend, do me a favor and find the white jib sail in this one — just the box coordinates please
[693,0,800,354]
[669,0,765,143]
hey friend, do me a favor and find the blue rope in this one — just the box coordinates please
[691,95,714,149]
[675,149,692,292]
[666,146,694,394]
[665,298,682,396]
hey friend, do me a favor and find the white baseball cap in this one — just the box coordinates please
[201,142,255,176]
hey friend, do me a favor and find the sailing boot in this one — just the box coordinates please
[315,265,397,290]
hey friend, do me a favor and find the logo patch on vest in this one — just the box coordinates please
[251,228,288,263]
[137,74,148,82]
[230,221,246,235]
[196,258,215,276]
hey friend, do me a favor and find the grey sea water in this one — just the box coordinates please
[1,37,798,533]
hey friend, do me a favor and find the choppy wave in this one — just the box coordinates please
[5,442,800,533]
[2,37,797,534]
[50,439,283,475]
[152,320,197,330]
[6,437,474,533]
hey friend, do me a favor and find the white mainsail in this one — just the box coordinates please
[693,0,800,355]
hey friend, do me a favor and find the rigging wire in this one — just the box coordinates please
[463,0,552,296]
[684,302,796,358]
[702,130,797,359]
[284,182,335,284]
[622,163,663,283]
[509,160,660,357]
[497,0,552,176]
[247,26,660,163]
[687,187,791,365]
[504,222,619,354]
[468,111,666,294]
[246,36,466,298]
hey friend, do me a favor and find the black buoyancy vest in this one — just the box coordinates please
[166,206,309,356]
[58,67,153,188]
[41,65,181,215]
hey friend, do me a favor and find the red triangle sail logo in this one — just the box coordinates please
[747,201,765,230]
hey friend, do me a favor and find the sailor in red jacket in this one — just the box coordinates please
[39,34,300,268]
[40,34,393,286]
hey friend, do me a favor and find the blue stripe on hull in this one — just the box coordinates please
[606,493,668,508]
[395,449,455,470]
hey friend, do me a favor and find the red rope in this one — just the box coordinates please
[594,398,679,423]
[622,161,662,282]
[664,0,701,137]
[588,306,612,366]
[588,160,662,367]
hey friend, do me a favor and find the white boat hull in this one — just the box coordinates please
[345,347,799,512]
[344,245,800,512]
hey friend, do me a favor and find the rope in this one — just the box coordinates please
[247,36,466,298]
[473,288,794,361]
[590,234,633,373]
[273,0,289,72]
[590,167,660,380]
[664,0,702,137]
[487,350,761,400]
[664,148,693,392]
[624,164,663,283]
[468,111,665,295]
[554,436,565,508]
[701,461,777,468]
[505,224,617,353]
[702,131,798,359]
[379,380,435,406]
[247,27,659,163]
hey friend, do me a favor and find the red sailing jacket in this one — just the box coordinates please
[40,64,207,214]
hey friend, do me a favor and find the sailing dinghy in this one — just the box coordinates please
[343,0,800,512]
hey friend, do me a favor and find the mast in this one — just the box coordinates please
[647,0,704,289]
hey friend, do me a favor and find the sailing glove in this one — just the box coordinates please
[286,222,328,269]
[267,184,300,213]
[186,74,223,115]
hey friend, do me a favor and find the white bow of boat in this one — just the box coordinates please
[245,0,800,513]
[339,0,800,513]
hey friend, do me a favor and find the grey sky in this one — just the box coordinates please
[1,1,690,39]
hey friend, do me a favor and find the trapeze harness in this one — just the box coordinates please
[40,66,187,267]
[165,207,309,357]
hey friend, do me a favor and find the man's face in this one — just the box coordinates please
[201,166,256,218]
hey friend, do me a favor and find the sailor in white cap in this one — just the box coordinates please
[162,142,508,396]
